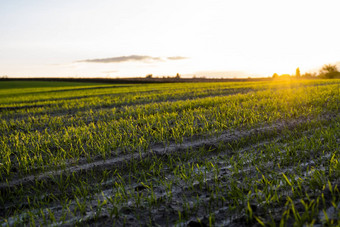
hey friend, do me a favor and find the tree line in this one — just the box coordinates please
[272,64,340,79]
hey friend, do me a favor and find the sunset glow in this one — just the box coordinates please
[1,0,340,78]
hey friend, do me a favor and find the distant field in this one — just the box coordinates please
[0,80,106,89]
[0,79,339,226]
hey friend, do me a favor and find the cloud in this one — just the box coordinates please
[77,55,162,63]
[167,56,189,60]
[77,55,189,64]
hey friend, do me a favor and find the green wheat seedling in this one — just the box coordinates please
[0,79,339,226]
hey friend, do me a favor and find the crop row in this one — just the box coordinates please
[0,79,339,226]
[1,83,340,179]
[1,110,339,226]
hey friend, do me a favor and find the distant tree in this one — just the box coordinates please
[321,64,338,74]
[272,73,279,79]
[319,64,339,78]
[175,73,181,79]
[295,67,301,77]
[146,74,153,79]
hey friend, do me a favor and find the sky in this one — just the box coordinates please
[1,0,340,78]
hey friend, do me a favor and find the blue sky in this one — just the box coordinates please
[1,0,340,78]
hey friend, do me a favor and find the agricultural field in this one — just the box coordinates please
[0,79,340,226]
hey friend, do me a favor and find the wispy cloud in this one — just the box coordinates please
[167,56,189,60]
[77,55,162,63]
[77,55,189,63]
